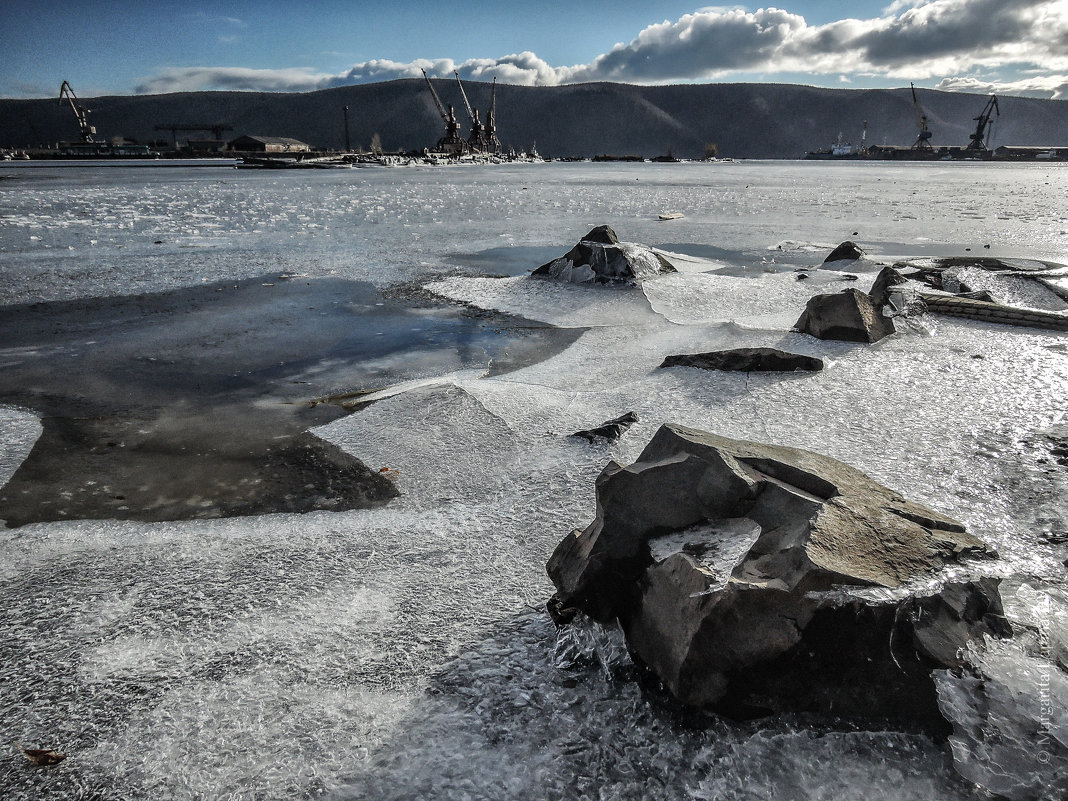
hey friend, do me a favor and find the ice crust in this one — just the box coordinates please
[0,405,40,496]
[2,162,1067,800]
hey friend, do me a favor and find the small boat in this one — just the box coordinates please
[658,212,684,221]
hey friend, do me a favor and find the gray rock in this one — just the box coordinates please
[581,224,619,245]
[868,264,908,308]
[659,348,823,372]
[794,288,896,343]
[532,225,677,285]
[571,411,640,443]
[546,424,1005,727]
[824,240,865,263]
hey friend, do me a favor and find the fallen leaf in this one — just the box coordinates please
[16,742,66,766]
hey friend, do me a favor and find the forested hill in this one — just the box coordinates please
[3,80,1066,159]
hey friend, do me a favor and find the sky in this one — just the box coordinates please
[2,0,1066,99]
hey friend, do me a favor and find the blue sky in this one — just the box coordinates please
[3,1,1066,98]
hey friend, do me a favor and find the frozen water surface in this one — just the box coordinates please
[1,161,1067,800]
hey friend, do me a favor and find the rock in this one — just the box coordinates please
[546,424,1004,727]
[532,225,677,285]
[868,264,908,308]
[582,224,619,244]
[571,411,640,443]
[659,348,823,373]
[794,288,896,343]
[823,240,865,263]
[956,289,998,303]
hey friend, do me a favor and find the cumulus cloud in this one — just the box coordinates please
[134,1,1068,97]
[936,74,1068,99]
[324,52,576,87]
[570,8,809,82]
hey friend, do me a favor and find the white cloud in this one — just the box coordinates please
[183,12,246,27]
[135,2,1068,98]
[936,74,1068,99]
[135,67,333,94]
[326,53,570,87]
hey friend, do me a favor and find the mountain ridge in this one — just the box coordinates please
[3,80,1066,159]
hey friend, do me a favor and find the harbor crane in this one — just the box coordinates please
[454,71,487,152]
[58,81,96,143]
[966,94,999,151]
[910,83,933,151]
[484,78,503,155]
[421,69,466,155]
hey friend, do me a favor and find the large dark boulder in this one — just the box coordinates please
[660,348,823,372]
[532,225,677,285]
[794,288,896,342]
[546,424,1006,728]
[824,240,866,263]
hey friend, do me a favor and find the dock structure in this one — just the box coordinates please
[920,293,1068,331]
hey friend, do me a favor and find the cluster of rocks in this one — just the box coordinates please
[798,247,1068,337]
[521,228,1068,775]
[791,242,905,344]
[547,423,1008,730]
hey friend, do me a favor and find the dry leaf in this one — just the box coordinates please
[15,742,66,766]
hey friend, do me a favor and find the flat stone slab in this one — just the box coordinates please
[660,348,823,372]
[571,411,640,443]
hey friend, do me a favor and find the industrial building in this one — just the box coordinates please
[228,135,311,153]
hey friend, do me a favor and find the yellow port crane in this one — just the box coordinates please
[58,81,96,143]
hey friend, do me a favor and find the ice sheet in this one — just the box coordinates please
[3,162,1068,801]
[0,405,40,496]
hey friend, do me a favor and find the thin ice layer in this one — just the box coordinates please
[0,405,40,492]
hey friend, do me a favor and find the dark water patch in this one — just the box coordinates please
[445,245,565,277]
[0,275,581,527]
